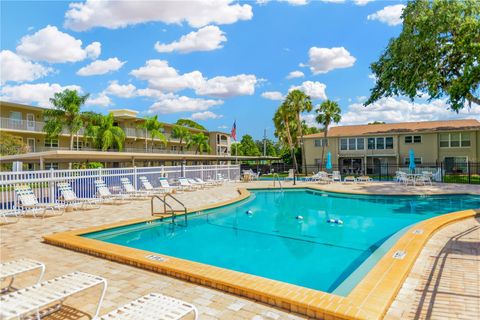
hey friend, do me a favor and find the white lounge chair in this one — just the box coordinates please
[57,182,101,210]
[178,178,197,191]
[120,178,152,198]
[416,172,433,186]
[344,176,357,183]
[14,185,64,218]
[331,171,342,182]
[0,209,20,225]
[95,180,130,203]
[139,176,167,194]
[316,171,332,184]
[194,178,216,187]
[356,176,373,183]
[96,292,198,320]
[0,271,107,320]
[0,258,45,293]
[158,178,182,193]
[187,178,206,189]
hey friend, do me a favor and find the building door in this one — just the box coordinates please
[26,113,35,131]
[27,138,35,152]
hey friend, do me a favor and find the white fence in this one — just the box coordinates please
[0,164,241,209]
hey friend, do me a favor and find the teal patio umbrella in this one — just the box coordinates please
[326,152,332,171]
[408,149,416,173]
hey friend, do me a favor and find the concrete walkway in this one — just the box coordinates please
[1,181,478,319]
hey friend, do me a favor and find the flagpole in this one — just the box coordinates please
[235,120,238,165]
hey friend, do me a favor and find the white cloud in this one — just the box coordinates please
[340,97,480,126]
[353,0,374,5]
[290,81,327,100]
[286,70,304,79]
[196,74,257,98]
[282,0,309,5]
[77,57,125,76]
[105,81,136,98]
[301,114,319,128]
[148,95,223,114]
[86,93,112,107]
[218,125,229,129]
[191,111,223,120]
[130,59,204,92]
[367,4,405,26]
[16,25,101,63]
[261,91,284,101]
[0,83,81,108]
[0,50,52,84]
[65,0,253,31]
[320,0,344,3]
[304,47,356,74]
[131,59,257,98]
[155,25,227,54]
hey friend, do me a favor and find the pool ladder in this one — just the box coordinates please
[272,173,283,191]
[151,193,188,226]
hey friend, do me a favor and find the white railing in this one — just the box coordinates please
[0,164,241,210]
[0,117,85,135]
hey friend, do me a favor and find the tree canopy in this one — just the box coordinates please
[365,0,480,111]
[239,134,261,156]
[0,132,28,155]
[175,119,206,130]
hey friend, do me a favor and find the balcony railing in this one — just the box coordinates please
[29,146,200,155]
[0,117,85,135]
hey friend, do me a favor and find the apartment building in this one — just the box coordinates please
[0,101,231,169]
[304,119,480,175]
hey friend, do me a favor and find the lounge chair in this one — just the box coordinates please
[331,171,342,182]
[96,292,198,320]
[194,178,216,187]
[0,258,45,293]
[187,178,206,189]
[139,176,167,193]
[0,271,107,320]
[416,172,433,186]
[316,172,332,184]
[344,176,357,183]
[158,178,182,193]
[178,178,198,191]
[14,185,64,218]
[95,180,130,203]
[120,178,152,198]
[0,209,20,225]
[57,182,101,210]
[356,176,373,182]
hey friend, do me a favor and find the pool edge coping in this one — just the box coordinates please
[43,187,479,320]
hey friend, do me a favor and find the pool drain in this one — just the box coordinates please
[146,254,168,262]
[392,250,406,260]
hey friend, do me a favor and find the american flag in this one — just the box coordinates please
[231,121,237,141]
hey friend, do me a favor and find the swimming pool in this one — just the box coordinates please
[82,189,480,295]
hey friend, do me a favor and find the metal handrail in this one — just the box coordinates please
[272,173,283,191]
[150,193,188,226]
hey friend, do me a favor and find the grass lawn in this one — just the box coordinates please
[443,175,480,184]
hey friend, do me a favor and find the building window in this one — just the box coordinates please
[44,138,59,148]
[368,138,375,150]
[405,135,422,144]
[385,137,393,149]
[348,138,356,150]
[340,138,348,150]
[45,163,59,170]
[440,133,471,148]
[170,146,177,151]
[314,139,327,147]
[403,157,422,165]
[356,138,364,150]
[376,137,385,149]
[73,141,84,150]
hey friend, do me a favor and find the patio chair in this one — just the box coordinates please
[195,177,216,187]
[356,176,373,183]
[331,171,342,182]
[317,171,332,184]
[158,178,183,193]
[0,271,107,320]
[0,258,45,293]
[57,182,101,210]
[0,208,20,225]
[139,176,167,194]
[344,176,357,183]
[416,172,433,186]
[14,185,64,218]
[120,178,152,198]
[96,292,198,320]
[95,180,130,204]
[178,178,198,191]
[187,178,206,189]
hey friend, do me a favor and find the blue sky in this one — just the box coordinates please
[1,0,478,140]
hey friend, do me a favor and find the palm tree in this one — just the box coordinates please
[284,89,313,174]
[273,103,298,172]
[315,100,342,169]
[171,125,191,153]
[138,115,167,151]
[187,133,211,154]
[88,113,126,151]
[43,89,89,150]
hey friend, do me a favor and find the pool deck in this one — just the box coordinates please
[1,181,479,320]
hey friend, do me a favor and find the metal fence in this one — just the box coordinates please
[241,161,480,185]
[0,164,241,210]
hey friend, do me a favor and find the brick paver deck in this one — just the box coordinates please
[1,181,479,319]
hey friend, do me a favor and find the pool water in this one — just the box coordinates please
[83,189,480,294]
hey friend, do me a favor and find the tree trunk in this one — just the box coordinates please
[466,92,480,105]
[320,127,328,171]
[178,138,183,154]
[284,117,298,173]
[69,134,74,150]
